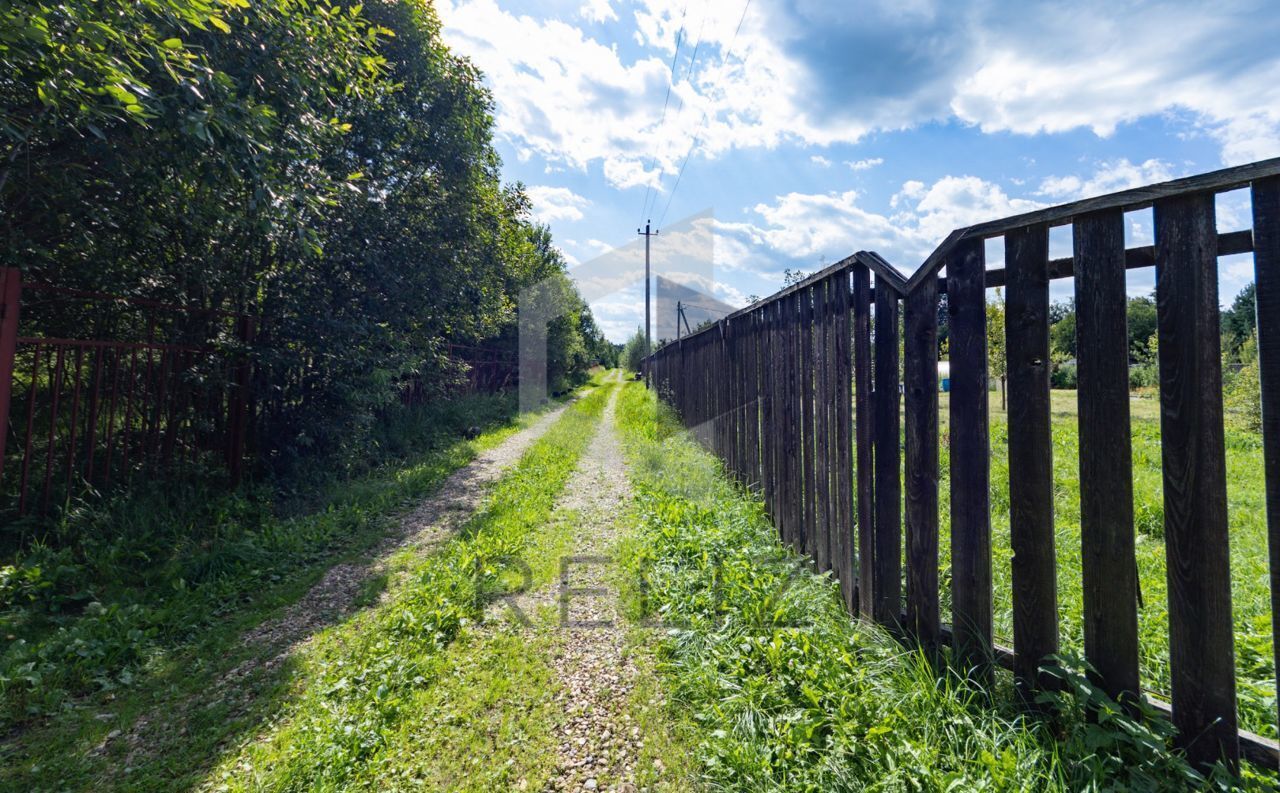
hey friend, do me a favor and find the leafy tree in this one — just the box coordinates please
[1,0,603,475]
[1050,311,1078,359]
[1221,283,1257,361]
[1048,298,1075,325]
[622,328,648,372]
[783,268,809,287]
[987,291,1007,409]
[1126,296,1158,363]
[1224,332,1262,432]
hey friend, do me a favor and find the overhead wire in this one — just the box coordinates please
[655,0,752,227]
[638,3,689,228]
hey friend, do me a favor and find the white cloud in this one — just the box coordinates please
[845,157,884,171]
[437,0,1280,191]
[811,155,833,167]
[890,180,926,208]
[578,0,616,24]
[945,5,1280,164]
[436,0,674,189]
[526,185,591,223]
[735,174,1044,270]
[1038,158,1174,200]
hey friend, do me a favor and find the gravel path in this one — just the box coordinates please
[534,379,649,793]
[104,398,576,769]
[237,397,574,655]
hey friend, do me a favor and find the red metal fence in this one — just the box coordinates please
[647,158,1280,771]
[0,270,255,517]
[399,343,517,405]
[447,343,516,393]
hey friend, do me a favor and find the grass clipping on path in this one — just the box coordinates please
[201,384,611,791]
[613,382,1270,792]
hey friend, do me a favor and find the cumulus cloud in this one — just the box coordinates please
[436,0,674,189]
[526,185,591,223]
[578,0,616,24]
[437,0,1280,191]
[1037,158,1174,200]
[811,155,833,167]
[730,174,1044,271]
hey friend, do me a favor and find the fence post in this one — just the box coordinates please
[1005,223,1059,700]
[0,268,20,486]
[903,275,940,649]
[852,266,874,620]
[1074,208,1141,707]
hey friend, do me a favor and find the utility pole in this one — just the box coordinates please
[638,220,657,385]
[676,300,682,341]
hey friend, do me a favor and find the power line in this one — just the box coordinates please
[679,300,734,314]
[638,4,689,228]
[646,0,712,223]
[655,0,753,228]
[673,0,711,111]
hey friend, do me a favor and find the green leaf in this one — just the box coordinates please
[209,16,231,33]
[162,38,184,50]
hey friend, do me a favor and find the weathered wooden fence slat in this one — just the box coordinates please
[1074,208,1142,707]
[947,236,993,677]
[801,285,818,564]
[1252,176,1280,744]
[904,273,940,648]
[834,271,856,612]
[853,265,875,619]
[873,275,902,628]
[1154,193,1239,768]
[1004,223,1059,698]
[814,279,831,572]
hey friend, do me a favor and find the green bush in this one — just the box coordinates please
[1051,363,1077,389]
[1224,334,1262,433]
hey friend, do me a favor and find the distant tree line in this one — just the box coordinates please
[941,283,1260,430]
[1,0,610,473]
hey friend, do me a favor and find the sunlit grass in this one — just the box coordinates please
[938,388,1274,739]
[200,384,611,790]
[0,389,589,791]
[615,381,1272,791]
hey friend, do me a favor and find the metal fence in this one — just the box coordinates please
[0,271,255,517]
[646,157,1280,771]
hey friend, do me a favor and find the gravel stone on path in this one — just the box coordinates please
[103,398,576,770]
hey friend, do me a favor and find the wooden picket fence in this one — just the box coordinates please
[645,157,1280,771]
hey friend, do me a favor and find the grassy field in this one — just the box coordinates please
[616,381,1275,790]
[935,388,1274,740]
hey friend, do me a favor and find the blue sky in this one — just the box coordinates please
[436,0,1280,341]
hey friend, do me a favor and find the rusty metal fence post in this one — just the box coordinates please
[227,315,255,486]
[0,268,20,486]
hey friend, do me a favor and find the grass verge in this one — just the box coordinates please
[0,390,560,790]
[614,381,1273,791]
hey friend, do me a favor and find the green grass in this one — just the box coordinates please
[937,388,1275,740]
[615,381,1274,791]
[196,383,612,791]
[0,390,567,791]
